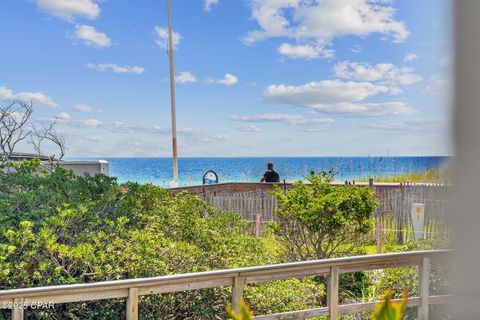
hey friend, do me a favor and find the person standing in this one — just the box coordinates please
[260,163,280,183]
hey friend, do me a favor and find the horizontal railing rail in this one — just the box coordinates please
[0,250,452,320]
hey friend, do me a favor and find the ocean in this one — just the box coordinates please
[77,156,451,187]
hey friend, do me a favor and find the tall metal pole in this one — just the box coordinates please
[167,0,179,186]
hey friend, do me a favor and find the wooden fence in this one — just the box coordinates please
[373,183,449,243]
[200,183,450,242]
[202,191,278,222]
[0,250,451,320]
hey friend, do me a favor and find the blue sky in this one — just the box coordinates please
[0,0,453,157]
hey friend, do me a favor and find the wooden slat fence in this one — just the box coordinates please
[203,190,278,222]
[201,183,451,242]
[373,183,450,243]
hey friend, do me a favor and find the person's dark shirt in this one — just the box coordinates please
[263,169,280,182]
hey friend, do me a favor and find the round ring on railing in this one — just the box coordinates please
[203,170,219,185]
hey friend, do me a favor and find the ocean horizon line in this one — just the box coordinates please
[67,155,453,160]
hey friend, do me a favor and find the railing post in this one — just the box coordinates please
[12,297,24,320]
[232,276,246,313]
[418,257,430,320]
[327,266,339,320]
[126,287,139,320]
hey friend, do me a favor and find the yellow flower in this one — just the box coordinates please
[372,289,408,320]
[226,299,254,320]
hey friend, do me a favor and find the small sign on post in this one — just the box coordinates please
[410,203,426,241]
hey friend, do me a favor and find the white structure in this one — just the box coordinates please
[58,160,109,176]
[5,153,109,177]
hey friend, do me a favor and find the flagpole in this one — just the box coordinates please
[167,0,179,187]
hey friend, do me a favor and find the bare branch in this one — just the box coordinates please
[31,119,67,169]
[0,101,33,162]
[0,100,67,166]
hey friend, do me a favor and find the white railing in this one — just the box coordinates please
[0,250,451,320]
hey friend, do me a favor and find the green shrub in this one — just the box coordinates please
[0,160,320,319]
[244,278,324,314]
[368,240,451,320]
[271,171,377,261]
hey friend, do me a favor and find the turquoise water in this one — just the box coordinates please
[72,156,450,187]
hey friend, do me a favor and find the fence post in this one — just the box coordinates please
[232,276,246,313]
[12,297,24,320]
[375,221,382,254]
[397,183,405,244]
[255,213,262,238]
[327,266,339,320]
[418,257,430,320]
[126,287,139,320]
[261,190,265,216]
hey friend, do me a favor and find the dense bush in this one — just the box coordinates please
[244,278,323,314]
[0,160,323,319]
[271,171,377,261]
[366,240,452,320]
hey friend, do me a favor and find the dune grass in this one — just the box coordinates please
[360,167,451,183]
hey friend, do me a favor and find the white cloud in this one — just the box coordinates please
[265,80,390,104]
[75,119,103,127]
[109,122,169,134]
[422,76,451,97]
[350,44,362,54]
[59,116,166,133]
[243,0,295,44]
[35,0,100,21]
[175,71,197,84]
[177,128,230,143]
[234,124,261,132]
[108,126,229,144]
[55,112,71,121]
[404,53,418,62]
[307,102,414,117]
[244,0,409,58]
[204,0,220,11]
[74,25,111,48]
[0,86,57,108]
[333,61,421,86]
[155,26,181,50]
[86,63,145,74]
[230,113,335,126]
[57,117,227,143]
[72,103,102,113]
[219,73,238,85]
[263,80,414,116]
[278,43,333,59]
[208,73,239,86]
[38,115,104,127]
[368,118,446,131]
